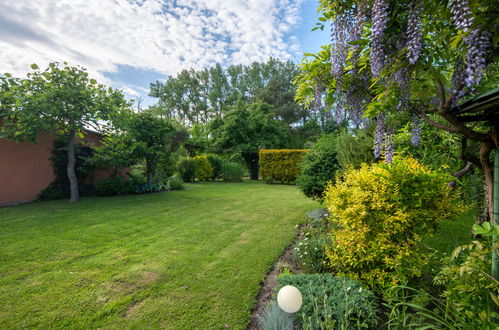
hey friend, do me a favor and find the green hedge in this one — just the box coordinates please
[259,149,308,184]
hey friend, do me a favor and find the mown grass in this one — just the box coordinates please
[0,181,317,329]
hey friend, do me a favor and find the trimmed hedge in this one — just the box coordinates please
[259,149,308,184]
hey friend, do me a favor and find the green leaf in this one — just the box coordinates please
[30,64,39,70]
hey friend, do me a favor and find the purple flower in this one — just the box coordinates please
[406,1,423,64]
[370,0,389,77]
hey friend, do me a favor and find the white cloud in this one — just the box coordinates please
[0,0,305,85]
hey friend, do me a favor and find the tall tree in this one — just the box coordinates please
[295,0,498,221]
[126,111,187,184]
[0,62,128,202]
[210,102,290,179]
[149,58,308,127]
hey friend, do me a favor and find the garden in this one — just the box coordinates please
[0,0,498,328]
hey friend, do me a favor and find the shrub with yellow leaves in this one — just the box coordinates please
[323,155,463,294]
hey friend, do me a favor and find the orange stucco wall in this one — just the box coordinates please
[0,131,125,206]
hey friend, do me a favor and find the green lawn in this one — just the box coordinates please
[0,181,317,329]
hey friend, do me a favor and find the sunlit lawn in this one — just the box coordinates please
[0,181,317,328]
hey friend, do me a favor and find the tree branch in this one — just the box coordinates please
[417,110,460,133]
[452,161,474,178]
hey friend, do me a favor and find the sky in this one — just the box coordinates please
[0,0,330,106]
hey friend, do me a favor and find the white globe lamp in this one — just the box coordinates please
[277,285,302,313]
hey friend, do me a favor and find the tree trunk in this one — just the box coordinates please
[480,141,495,223]
[67,131,79,203]
[146,158,154,184]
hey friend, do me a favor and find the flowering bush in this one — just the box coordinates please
[324,156,463,293]
[293,227,331,274]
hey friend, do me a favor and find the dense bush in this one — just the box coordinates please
[206,154,223,180]
[194,155,213,181]
[177,157,196,182]
[323,156,463,293]
[259,149,308,184]
[95,176,132,196]
[167,175,184,190]
[335,129,374,169]
[38,137,95,200]
[277,274,378,329]
[221,161,245,182]
[297,134,339,199]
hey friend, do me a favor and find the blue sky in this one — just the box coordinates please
[1,0,329,106]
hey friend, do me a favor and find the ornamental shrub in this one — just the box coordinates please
[259,149,308,184]
[297,134,340,199]
[277,273,379,329]
[95,176,133,196]
[323,156,463,294]
[167,175,184,190]
[221,161,244,182]
[206,154,223,179]
[177,157,196,182]
[194,155,213,181]
[335,129,374,169]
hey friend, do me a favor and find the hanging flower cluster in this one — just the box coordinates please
[370,0,389,77]
[411,117,422,147]
[449,0,491,93]
[464,29,491,89]
[449,0,474,32]
[394,68,410,110]
[383,132,395,163]
[406,0,423,64]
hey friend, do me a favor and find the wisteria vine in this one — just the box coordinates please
[406,0,423,64]
[370,0,389,77]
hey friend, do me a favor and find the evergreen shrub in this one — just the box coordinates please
[177,157,196,182]
[206,154,223,179]
[323,156,463,293]
[95,176,132,196]
[194,155,213,181]
[297,134,339,199]
[259,149,308,184]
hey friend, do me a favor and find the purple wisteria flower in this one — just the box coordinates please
[406,0,423,64]
[370,0,389,77]
[449,0,474,32]
[411,117,421,147]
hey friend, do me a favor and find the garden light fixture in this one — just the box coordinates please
[277,285,302,313]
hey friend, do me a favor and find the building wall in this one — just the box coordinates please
[0,132,56,206]
[0,131,124,206]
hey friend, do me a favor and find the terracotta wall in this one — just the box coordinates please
[0,132,55,206]
[0,131,125,206]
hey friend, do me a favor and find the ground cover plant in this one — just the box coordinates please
[0,181,317,328]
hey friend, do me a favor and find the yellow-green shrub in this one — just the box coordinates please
[194,156,213,181]
[323,156,463,294]
[259,149,308,184]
